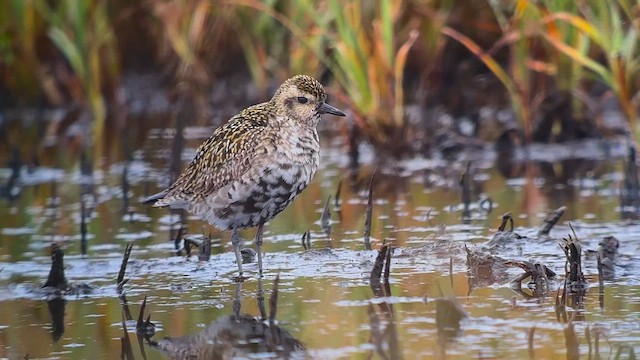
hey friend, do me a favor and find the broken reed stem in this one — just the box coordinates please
[136,295,147,330]
[370,245,388,285]
[121,163,130,215]
[537,206,566,237]
[363,173,375,251]
[334,180,342,209]
[43,244,67,289]
[117,242,134,292]
[120,293,133,321]
[80,197,88,256]
[383,245,391,282]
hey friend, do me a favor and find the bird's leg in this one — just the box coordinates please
[255,222,265,276]
[231,226,244,279]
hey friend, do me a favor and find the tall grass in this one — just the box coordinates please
[37,0,120,139]
[540,0,640,135]
[2,0,640,150]
[0,0,58,104]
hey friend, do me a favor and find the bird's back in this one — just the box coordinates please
[151,102,272,209]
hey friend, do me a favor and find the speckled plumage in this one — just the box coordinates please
[145,75,345,277]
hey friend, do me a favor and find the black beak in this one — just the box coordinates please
[318,102,346,117]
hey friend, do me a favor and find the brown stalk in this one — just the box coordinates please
[363,172,375,251]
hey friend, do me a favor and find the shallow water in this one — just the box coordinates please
[1,122,639,359]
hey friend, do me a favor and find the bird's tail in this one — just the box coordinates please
[143,189,169,206]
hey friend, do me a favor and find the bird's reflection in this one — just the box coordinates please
[368,245,402,360]
[47,297,66,342]
[150,276,306,360]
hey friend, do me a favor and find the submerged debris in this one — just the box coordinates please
[466,245,511,290]
[509,260,556,297]
[466,245,555,295]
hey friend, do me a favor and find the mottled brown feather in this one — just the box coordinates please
[155,102,272,207]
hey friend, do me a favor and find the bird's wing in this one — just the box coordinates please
[155,104,271,207]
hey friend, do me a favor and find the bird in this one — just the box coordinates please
[144,75,346,279]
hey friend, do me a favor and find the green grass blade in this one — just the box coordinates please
[48,26,86,82]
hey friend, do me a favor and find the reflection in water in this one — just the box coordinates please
[47,297,65,342]
[368,245,402,360]
[150,277,306,359]
[435,297,468,359]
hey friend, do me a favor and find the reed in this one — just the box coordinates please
[2,0,639,150]
[540,0,640,137]
[37,0,120,142]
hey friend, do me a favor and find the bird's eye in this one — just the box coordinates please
[297,96,308,104]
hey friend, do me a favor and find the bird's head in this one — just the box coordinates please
[270,75,346,126]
